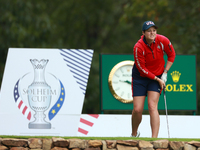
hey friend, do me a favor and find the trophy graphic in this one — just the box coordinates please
[28,59,51,129]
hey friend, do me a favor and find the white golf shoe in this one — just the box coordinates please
[131,132,140,137]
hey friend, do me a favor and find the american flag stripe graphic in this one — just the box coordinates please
[18,100,23,109]
[78,114,99,135]
[88,114,99,119]
[22,106,28,114]
[78,128,88,135]
[59,49,93,95]
[80,118,94,127]
[14,79,32,121]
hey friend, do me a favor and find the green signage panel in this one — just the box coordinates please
[100,54,197,111]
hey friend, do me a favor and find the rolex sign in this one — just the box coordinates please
[166,71,193,92]
[160,55,197,111]
[100,54,197,111]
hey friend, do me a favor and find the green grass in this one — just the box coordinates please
[0,135,200,142]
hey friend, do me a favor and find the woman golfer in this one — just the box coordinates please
[131,21,176,138]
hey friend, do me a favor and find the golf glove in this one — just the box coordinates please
[161,72,167,83]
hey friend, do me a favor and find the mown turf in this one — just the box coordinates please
[0,135,200,142]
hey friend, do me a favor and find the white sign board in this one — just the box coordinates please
[0,48,93,136]
[77,114,200,138]
[1,48,199,138]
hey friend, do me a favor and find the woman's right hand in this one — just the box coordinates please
[154,76,165,90]
[157,78,165,90]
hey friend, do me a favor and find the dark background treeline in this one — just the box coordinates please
[0,0,199,115]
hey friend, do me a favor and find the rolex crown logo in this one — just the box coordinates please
[171,71,181,83]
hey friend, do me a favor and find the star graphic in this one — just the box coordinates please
[51,109,56,114]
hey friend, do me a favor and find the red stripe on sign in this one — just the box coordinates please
[22,106,27,115]
[18,100,23,109]
[88,114,99,119]
[78,128,88,135]
[27,112,31,120]
[80,118,94,127]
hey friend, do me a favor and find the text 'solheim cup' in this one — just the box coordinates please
[28,59,51,129]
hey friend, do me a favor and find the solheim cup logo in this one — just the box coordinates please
[28,59,51,129]
[13,59,66,129]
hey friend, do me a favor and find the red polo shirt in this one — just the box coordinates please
[132,34,176,80]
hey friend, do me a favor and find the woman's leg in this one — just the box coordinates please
[131,96,146,136]
[147,91,160,138]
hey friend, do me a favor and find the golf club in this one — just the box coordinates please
[163,87,170,138]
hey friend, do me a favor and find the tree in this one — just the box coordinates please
[0,0,199,114]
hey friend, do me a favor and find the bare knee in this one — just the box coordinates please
[147,91,160,113]
[132,107,143,115]
[148,102,156,110]
[148,104,157,113]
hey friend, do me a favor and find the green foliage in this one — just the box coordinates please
[0,0,200,114]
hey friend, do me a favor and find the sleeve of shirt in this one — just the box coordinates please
[160,35,176,63]
[133,46,155,80]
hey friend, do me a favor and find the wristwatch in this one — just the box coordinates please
[164,69,168,73]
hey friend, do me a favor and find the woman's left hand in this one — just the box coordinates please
[161,73,167,83]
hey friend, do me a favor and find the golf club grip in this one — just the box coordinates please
[163,86,166,94]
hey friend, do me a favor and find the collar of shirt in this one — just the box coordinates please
[143,36,155,47]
